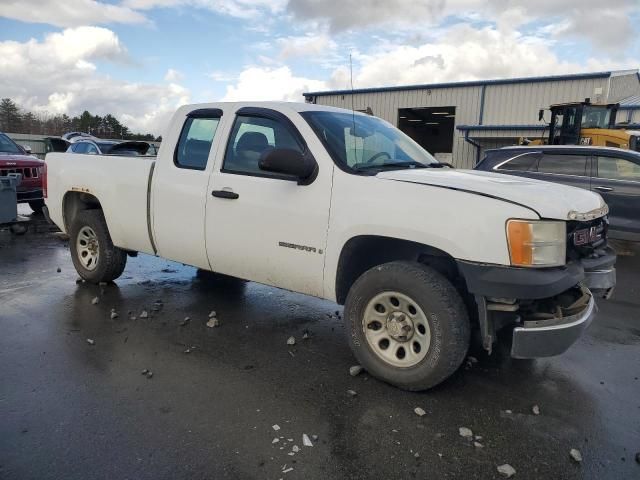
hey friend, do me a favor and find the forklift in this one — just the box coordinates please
[522,99,638,151]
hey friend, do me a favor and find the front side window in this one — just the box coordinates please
[537,154,587,176]
[86,143,99,154]
[0,133,23,154]
[596,156,640,181]
[223,115,302,176]
[301,111,438,174]
[581,107,611,129]
[175,117,220,170]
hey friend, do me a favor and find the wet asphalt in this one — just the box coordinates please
[0,216,639,480]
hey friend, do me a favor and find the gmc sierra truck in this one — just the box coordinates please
[44,102,616,390]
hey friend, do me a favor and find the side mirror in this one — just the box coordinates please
[538,109,545,122]
[22,145,32,154]
[259,148,318,185]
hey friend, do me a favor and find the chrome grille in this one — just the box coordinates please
[0,167,38,179]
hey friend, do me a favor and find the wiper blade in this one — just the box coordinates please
[353,161,430,171]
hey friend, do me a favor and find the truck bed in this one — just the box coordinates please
[45,153,156,255]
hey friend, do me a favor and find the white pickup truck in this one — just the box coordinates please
[44,102,616,390]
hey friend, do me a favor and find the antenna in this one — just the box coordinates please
[350,53,358,163]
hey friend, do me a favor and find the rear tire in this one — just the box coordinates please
[69,209,127,283]
[344,261,470,391]
[28,199,45,214]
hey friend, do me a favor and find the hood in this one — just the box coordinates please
[0,154,44,167]
[377,168,606,220]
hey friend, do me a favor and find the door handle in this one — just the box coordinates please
[212,189,239,199]
[594,186,613,192]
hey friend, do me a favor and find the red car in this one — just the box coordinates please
[0,132,46,213]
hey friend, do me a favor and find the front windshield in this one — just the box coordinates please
[301,111,439,173]
[0,133,23,154]
[581,106,611,129]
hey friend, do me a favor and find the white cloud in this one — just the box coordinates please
[221,66,326,101]
[0,27,189,135]
[342,24,638,90]
[0,0,148,28]
[124,0,287,18]
[277,33,336,59]
[164,68,184,82]
[286,0,639,50]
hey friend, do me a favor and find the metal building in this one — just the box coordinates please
[303,70,640,169]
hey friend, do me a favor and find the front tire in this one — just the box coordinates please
[69,210,127,283]
[344,261,470,391]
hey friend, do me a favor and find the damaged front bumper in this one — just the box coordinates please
[510,286,595,358]
[457,247,616,358]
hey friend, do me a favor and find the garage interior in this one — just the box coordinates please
[397,106,455,161]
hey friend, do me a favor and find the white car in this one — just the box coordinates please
[43,102,616,390]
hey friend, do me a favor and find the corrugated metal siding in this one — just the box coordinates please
[481,78,608,124]
[607,73,640,102]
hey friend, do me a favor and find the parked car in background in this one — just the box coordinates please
[67,135,156,156]
[475,145,640,242]
[0,132,46,213]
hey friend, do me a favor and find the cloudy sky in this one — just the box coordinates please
[1,0,638,134]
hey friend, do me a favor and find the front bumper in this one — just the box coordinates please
[510,287,595,358]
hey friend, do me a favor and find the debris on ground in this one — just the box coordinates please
[292,445,300,453]
[208,310,217,318]
[141,369,149,375]
[75,277,83,284]
[414,452,420,458]
[286,336,295,345]
[206,317,220,328]
[465,356,478,367]
[459,427,473,438]
[183,346,196,354]
[569,448,583,463]
[532,405,540,415]
[349,365,363,376]
[272,438,279,444]
[56,267,61,273]
[91,297,99,305]
[272,424,280,431]
[497,464,516,478]
[146,371,153,379]
[302,434,313,447]
[180,317,190,326]
[474,441,484,448]
[86,338,95,345]
[302,330,310,340]
[347,389,358,397]
[282,467,293,474]
[475,435,483,441]
[139,310,149,319]
[311,434,319,442]
[151,301,163,312]
[110,309,119,320]
[504,410,513,414]
[414,407,427,417]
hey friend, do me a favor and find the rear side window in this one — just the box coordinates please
[596,156,640,181]
[537,154,587,176]
[495,152,539,172]
[175,117,220,170]
[73,142,88,154]
[223,115,302,176]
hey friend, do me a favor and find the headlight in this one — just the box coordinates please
[506,220,566,267]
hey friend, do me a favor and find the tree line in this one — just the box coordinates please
[0,98,160,141]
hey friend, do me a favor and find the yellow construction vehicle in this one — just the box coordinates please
[521,99,639,151]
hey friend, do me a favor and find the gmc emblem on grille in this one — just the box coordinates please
[574,226,601,246]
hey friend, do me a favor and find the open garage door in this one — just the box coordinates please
[398,107,455,163]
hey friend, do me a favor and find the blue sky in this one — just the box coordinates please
[0,0,638,134]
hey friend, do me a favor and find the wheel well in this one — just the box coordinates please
[62,191,103,232]
[335,235,467,305]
